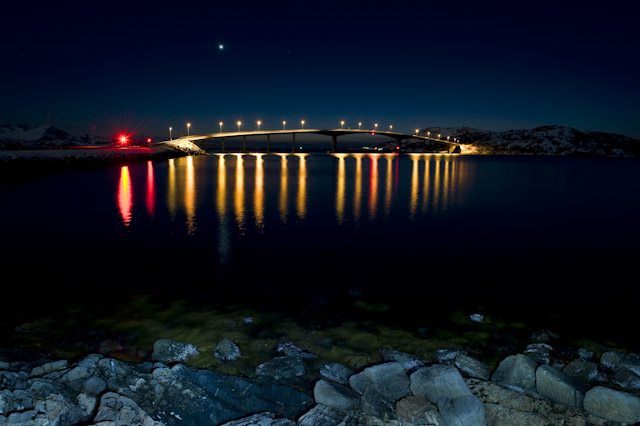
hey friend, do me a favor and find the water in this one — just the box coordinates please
[1,153,640,361]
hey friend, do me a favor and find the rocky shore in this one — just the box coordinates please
[3,334,640,426]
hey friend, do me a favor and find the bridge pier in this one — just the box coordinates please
[292,133,296,153]
[331,135,337,153]
[242,135,247,153]
[221,137,226,152]
[267,134,271,154]
[397,140,402,154]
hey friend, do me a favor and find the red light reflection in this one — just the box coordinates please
[146,161,155,218]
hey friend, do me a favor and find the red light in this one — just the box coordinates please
[371,132,375,135]
[147,138,152,143]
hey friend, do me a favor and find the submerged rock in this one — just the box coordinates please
[276,341,318,359]
[215,338,242,362]
[255,356,305,380]
[151,339,200,364]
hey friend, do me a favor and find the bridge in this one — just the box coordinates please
[175,128,461,153]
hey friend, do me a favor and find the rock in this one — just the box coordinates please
[348,362,410,402]
[523,343,552,365]
[455,354,490,380]
[29,360,67,377]
[530,329,559,342]
[614,367,640,390]
[34,393,90,426]
[151,339,200,363]
[491,354,537,393]
[319,363,353,385]
[215,338,242,362]
[437,395,486,426]
[219,412,295,426]
[379,348,425,372]
[583,386,640,424]
[410,364,472,403]
[0,362,9,370]
[395,395,435,423]
[601,351,640,376]
[83,376,107,395]
[93,392,163,426]
[76,393,97,417]
[255,356,305,380]
[535,365,586,408]
[297,404,345,426]
[276,341,317,359]
[577,348,595,362]
[562,360,598,384]
[360,386,395,418]
[313,380,360,412]
[435,349,466,363]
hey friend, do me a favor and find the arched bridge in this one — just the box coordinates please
[176,129,461,153]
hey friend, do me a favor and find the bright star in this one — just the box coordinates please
[218,44,224,50]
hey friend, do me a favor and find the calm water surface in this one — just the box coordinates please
[1,153,640,355]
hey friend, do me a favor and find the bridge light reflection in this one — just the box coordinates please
[185,156,196,235]
[410,154,420,219]
[353,154,363,224]
[335,154,347,224]
[384,154,394,217]
[254,154,265,230]
[296,154,307,219]
[369,154,379,220]
[146,161,155,219]
[234,154,245,231]
[217,154,231,267]
[118,166,132,226]
[168,158,176,219]
[278,154,288,223]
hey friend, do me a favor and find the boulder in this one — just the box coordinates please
[410,364,472,403]
[219,412,295,426]
[437,395,486,426]
[93,392,163,426]
[313,380,360,412]
[379,348,425,372]
[491,354,537,393]
[583,386,640,424]
[255,356,305,380]
[360,386,395,418]
[600,351,640,376]
[562,360,598,384]
[435,349,466,363]
[347,362,410,402]
[395,395,436,423]
[276,341,317,359]
[83,376,107,396]
[151,339,200,363]
[455,354,490,380]
[319,363,353,385]
[614,367,640,391]
[29,360,68,377]
[535,365,586,408]
[215,338,242,362]
[577,348,595,361]
[523,343,552,365]
[297,404,345,426]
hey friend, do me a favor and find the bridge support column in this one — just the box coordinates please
[397,140,402,153]
[242,135,247,153]
[267,134,271,154]
[221,137,226,153]
[292,133,296,153]
[331,135,337,153]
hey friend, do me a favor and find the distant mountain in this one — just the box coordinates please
[417,125,640,156]
[0,124,110,149]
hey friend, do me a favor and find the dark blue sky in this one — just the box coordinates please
[2,1,639,139]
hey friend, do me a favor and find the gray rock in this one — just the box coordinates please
[379,348,425,372]
[0,362,9,371]
[437,395,486,426]
[583,386,640,424]
[435,349,466,363]
[530,329,560,342]
[535,365,586,408]
[577,348,595,361]
[297,404,345,426]
[395,395,437,423]
[410,364,472,403]
[83,376,107,395]
[600,350,640,375]
[348,362,410,402]
[151,339,200,363]
[469,314,484,323]
[523,343,552,365]
[29,360,67,377]
[455,354,490,380]
[76,393,97,417]
[219,412,295,426]
[93,392,163,426]
[66,365,91,382]
[255,356,305,380]
[215,338,242,362]
[319,363,353,385]
[491,354,537,393]
[313,380,360,412]
[360,386,395,418]
[562,360,598,384]
[34,393,90,426]
[276,341,317,359]
[614,367,640,390]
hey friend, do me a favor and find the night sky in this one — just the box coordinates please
[2,1,639,140]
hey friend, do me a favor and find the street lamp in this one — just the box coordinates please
[447,136,450,141]
[283,121,286,130]
[301,120,305,130]
[374,123,378,131]
[237,121,242,132]
[427,131,431,138]
[415,129,420,135]
[389,125,393,132]
[438,133,441,139]
[187,122,191,137]
[169,126,173,141]
[358,122,362,130]
[219,122,223,133]
[340,120,345,129]
[257,120,262,131]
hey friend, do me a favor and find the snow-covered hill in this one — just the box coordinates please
[0,124,109,149]
[422,125,640,156]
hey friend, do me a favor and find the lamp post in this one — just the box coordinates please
[340,120,345,130]
[169,127,173,141]
[301,120,305,130]
[389,125,393,132]
[415,129,420,135]
[358,122,362,130]
[374,123,378,131]
[438,133,441,139]
[219,122,223,133]
[257,120,261,131]
[427,131,431,138]
[237,121,242,132]
[447,136,450,141]
[283,121,286,130]
[187,122,191,137]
